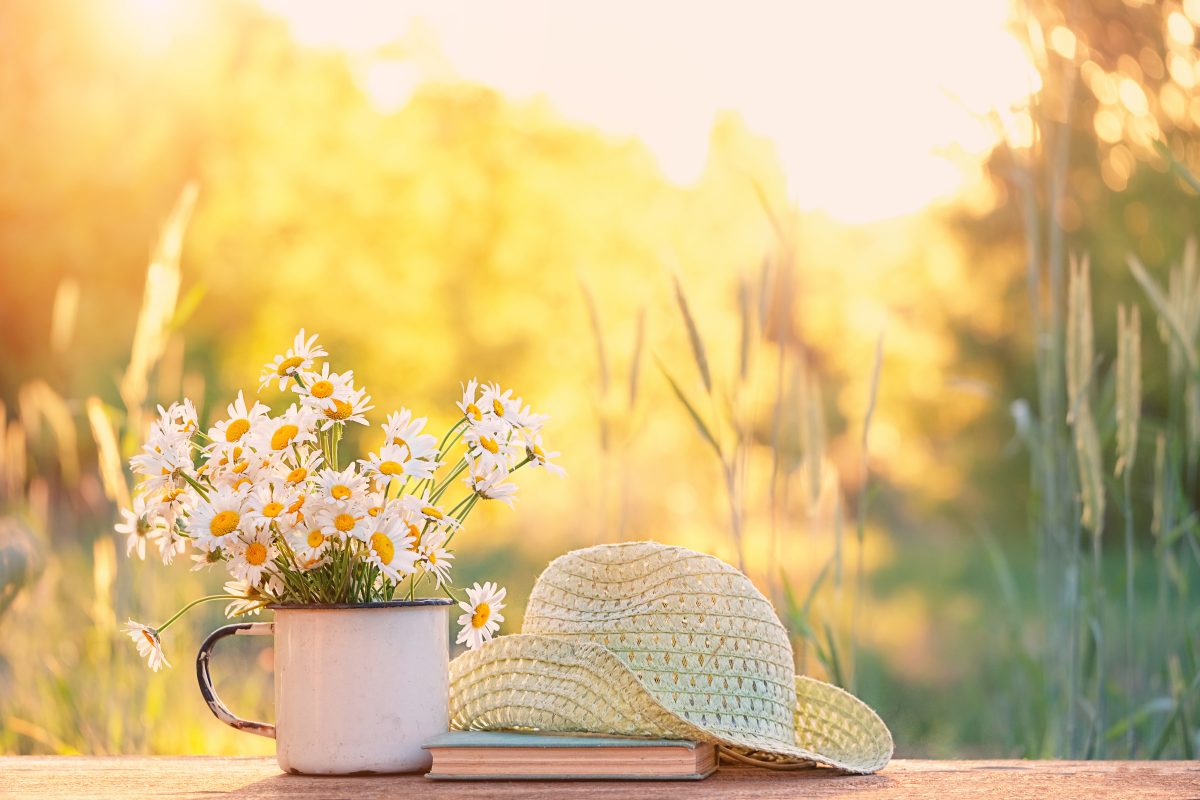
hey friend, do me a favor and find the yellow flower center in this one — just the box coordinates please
[232,459,250,474]
[325,399,353,420]
[421,506,443,520]
[331,484,352,500]
[310,380,334,399]
[465,403,482,421]
[471,603,491,628]
[492,398,505,416]
[370,532,394,565]
[276,355,304,376]
[210,510,239,537]
[407,523,421,549]
[378,460,403,475]
[142,629,157,646]
[480,436,499,454]
[286,467,307,484]
[271,424,299,450]
[262,502,284,518]
[232,476,253,491]
[334,513,357,532]
[245,542,268,566]
[307,530,325,548]
[368,505,383,517]
[225,419,250,442]
[532,444,546,459]
[288,495,306,514]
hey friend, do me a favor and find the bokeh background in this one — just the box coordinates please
[2,0,1199,759]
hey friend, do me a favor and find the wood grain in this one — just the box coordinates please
[0,757,1197,799]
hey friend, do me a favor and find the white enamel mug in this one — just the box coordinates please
[196,600,451,775]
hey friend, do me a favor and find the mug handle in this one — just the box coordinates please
[195,622,276,739]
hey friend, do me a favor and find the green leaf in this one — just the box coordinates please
[655,355,722,459]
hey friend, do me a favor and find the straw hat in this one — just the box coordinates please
[448,542,893,774]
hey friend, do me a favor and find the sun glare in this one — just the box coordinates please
[256,0,1035,223]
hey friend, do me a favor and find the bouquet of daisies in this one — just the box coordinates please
[118,330,562,670]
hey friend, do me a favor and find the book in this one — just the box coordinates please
[423,731,717,781]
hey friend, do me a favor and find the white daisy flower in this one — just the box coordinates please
[457,378,484,423]
[312,503,366,541]
[223,579,268,617]
[417,527,455,587]
[455,581,506,650]
[253,404,320,454]
[295,362,353,404]
[227,527,278,585]
[316,384,373,431]
[462,417,514,471]
[479,382,518,424]
[154,526,190,566]
[398,492,458,529]
[245,484,298,531]
[259,329,328,392]
[362,515,419,582]
[114,494,162,560]
[362,488,387,520]
[155,399,199,437]
[524,434,566,477]
[510,400,550,433]
[313,465,367,507]
[207,391,270,446]
[465,456,519,507]
[125,620,171,671]
[279,447,324,487]
[293,524,333,564]
[188,486,248,552]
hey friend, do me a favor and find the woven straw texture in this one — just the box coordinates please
[448,542,893,774]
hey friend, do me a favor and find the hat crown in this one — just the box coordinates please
[522,542,798,746]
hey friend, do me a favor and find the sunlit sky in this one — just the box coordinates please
[248,1,1038,223]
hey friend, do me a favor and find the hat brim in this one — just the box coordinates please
[449,634,893,774]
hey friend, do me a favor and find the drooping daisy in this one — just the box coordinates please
[208,391,271,446]
[465,456,519,507]
[455,582,506,650]
[227,528,278,585]
[125,620,171,671]
[361,515,419,582]
[457,379,484,423]
[188,486,248,552]
[259,329,328,392]
[253,403,320,455]
[313,465,368,507]
[417,527,455,587]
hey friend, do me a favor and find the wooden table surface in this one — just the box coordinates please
[1,756,1197,799]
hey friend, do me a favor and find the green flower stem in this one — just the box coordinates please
[155,595,229,633]
[430,458,469,503]
[179,471,210,501]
